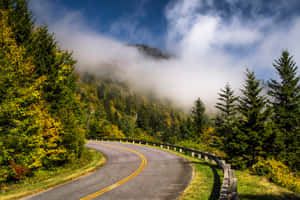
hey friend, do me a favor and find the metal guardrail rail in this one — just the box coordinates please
[93,138,238,200]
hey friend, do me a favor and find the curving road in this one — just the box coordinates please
[22,141,192,200]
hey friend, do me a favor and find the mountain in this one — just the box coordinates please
[131,44,172,59]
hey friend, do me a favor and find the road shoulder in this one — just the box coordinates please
[0,147,106,200]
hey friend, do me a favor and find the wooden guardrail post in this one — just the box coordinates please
[220,160,226,168]
[211,159,216,164]
[198,153,202,159]
[231,177,238,200]
[204,154,208,161]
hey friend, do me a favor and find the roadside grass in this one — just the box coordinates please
[236,170,300,200]
[137,143,300,200]
[178,159,222,200]
[0,147,105,200]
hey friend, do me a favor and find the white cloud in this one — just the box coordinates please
[29,0,300,111]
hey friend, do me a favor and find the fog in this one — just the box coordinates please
[30,0,300,110]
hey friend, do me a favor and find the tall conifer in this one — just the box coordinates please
[228,70,270,167]
[268,51,300,169]
[191,98,207,135]
[215,83,238,150]
[216,83,238,123]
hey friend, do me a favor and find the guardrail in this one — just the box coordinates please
[93,138,238,200]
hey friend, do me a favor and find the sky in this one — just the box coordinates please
[29,0,300,110]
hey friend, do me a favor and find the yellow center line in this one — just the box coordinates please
[80,143,147,200]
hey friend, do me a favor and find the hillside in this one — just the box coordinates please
[77,72,185,143]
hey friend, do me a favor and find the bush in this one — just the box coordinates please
[252,158,300,192]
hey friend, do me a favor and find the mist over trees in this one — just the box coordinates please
[0,0,299,193]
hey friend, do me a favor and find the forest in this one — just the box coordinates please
[0,0,299,193]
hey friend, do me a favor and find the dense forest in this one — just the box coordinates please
[0,0,299,192]
[0,0,85,182]
[78,72,185,143]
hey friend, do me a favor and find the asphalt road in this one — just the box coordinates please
[23,141,193,200]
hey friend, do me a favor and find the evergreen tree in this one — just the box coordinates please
[179,117,194,140]
[267,51,300,169]
[0,0,34,46]
[215,83,238,123]
[191,98,207,136]
[215,83,238,150]
[0,10,67,180]
[0,1,85,181]
[229,70,270,168]
[136,105,151,132]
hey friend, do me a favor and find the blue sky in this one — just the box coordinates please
[30,0,300,108]
[31,0,300,50]
[31,0,171,49]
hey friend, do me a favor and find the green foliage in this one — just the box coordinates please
[191,98,208,136]
[215,83,238,123]
[79,73,185,143]
[0,0,34,46]
[0,10,47,180]
[267,51,300,170]
[175,128,225,158]
[179,117,194,140]
[0,148,105,199]
[221,70,271,168]
[215,83,238,153]
[214,54,299,177]
[0,2,84,184]
[252,158,300,192]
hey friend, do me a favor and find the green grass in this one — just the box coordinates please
[236,170,300,200]
[0,147,106,200]
[178,159,223,200]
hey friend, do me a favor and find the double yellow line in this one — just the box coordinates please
[81,143,147,200]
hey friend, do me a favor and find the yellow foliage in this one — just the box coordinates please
[0,10,67,170]
[252,158,300,192]
[164,112,172,127]
[103,124,125,139]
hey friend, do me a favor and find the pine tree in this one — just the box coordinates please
[267,51,300,169]
[179,117,194,140]
[215,83,238,123]
[136,105,151,132]
[228,70,270,168]
[191,98,207,136]
[215,83,238,150]
[0,0,34,46]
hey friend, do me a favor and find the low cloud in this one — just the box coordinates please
[30,0,300,111]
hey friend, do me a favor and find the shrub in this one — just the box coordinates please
[9,161,29,180]
[252,158,300,192]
